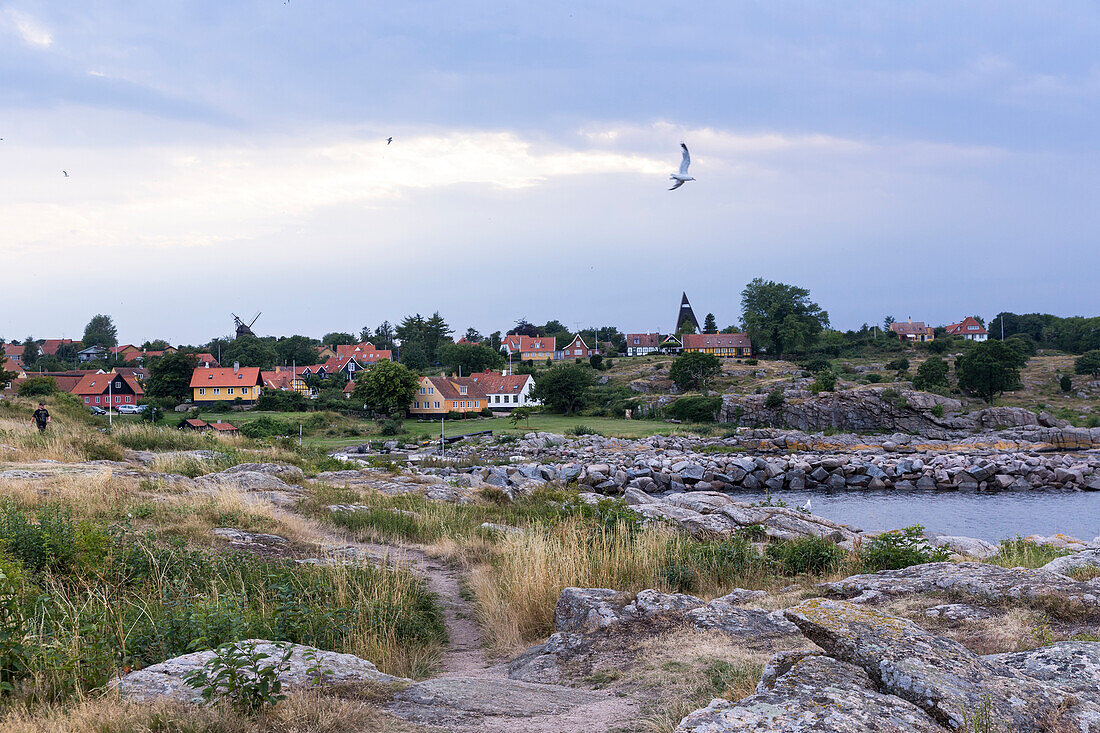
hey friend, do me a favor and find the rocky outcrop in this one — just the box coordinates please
[820,561,1100,609]
[987,642,1100,703]
[197,464,305,506]
[782,599,1100,731]
[116,639,408,702]
[676,652,944,732]
[509,587,795,684]
[1042,548,1100,575]
[719,389,955,436]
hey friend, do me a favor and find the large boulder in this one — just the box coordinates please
[676,652,943,732]
[783,599,1100,730]
[986,641,1100,704]
[820,561,1100,609]
[116,640,407,702]
[1043,549,1100,576]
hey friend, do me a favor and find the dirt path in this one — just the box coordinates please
[302,524,640,732]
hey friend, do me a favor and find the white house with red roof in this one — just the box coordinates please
[945,317,989,342]
[468,370,540,410]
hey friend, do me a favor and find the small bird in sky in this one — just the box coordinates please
[668,142,695,190]
[63,170,69,177]
[387,137,393,145]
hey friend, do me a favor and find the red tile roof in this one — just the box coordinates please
[502,335,555,354]
[626,333,662,348]
[468,372,533,395]
[183,418,208,428]
[3,344,24,357]
[72,372,144,397]
[681,333,751,349]
[209,421,238,432]
[423,376,487,401]
[944,317,988,336]
[40,339,74,355]
[189,367,263,388]
[335,342,392,362]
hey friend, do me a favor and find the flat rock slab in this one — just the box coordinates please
[117,639,407,703]
[820,561,1100,609]
[924,603,993,622]
[1043,549,1100,575]
[987,641,1100,704]
[391,676,610,727]
[784,599,1100,731]
[676,653,942,732]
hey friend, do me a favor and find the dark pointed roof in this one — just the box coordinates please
[676,292,701,333]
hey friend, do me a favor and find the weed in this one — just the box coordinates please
[859,525,952,572]
[184,641,293,714]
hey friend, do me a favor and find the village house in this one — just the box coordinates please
[889,319,935,343]
[334,342,392,363]
[195,352,220,368]
[209,421,239,434]
[77,345,108,362]
[72,372,144,408]
[625,333,662,357]
[660,334,683,354]
[468,370,539,410]
[39,339,75,356]
[261,366,309,395]
[408,375,487,417]
[2,344,24,366]
[180,418,210,432]
[945,317,989,342]
[109,345,143,361]
[681,332,752,358]
[189,364,263,405]
[314,345,338,361]
[502,335,556,361]
[562,335,595,359]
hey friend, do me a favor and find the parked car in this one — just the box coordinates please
[116,404,141,414]
[89,406,106,415]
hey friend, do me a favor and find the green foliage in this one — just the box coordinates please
[669,351,721,391]
[146,351,199,403]
[439,342,504,375]
[378,418,403,436]
[509,405,536,429]
[764,388,784,409]
[703,313,717,333]
[238,416,296,439]
[990,311,1100,354]
[588,353,603,370]
[740,278,829,357]
[17,376,56,397]
[1059,374,1073,393]
[879,388,908,408]
[743,358,758,365]
[808,370,837,394]
[765,536,844,576]
[321,332,356,347]
[931,403,945,418]
[184,641,292,715]
[884,357,910,372]
[912,356,949,391]
[0,569,26,693]
[799,356,831,374]
[82,314,118,349]
[351,360,421,415]
[531,363,594,415]
[219,334,277,369]
[663,537,761,593]
[399,342,429,370]
[666,395,722,423]
[566,424,600,436]
[396,312,453,365]
[859,525,951,572]
[987,538,1071,568]
[956,340,1026,403]
[865,373,884,383]
[256,389,309,412]
[1075,350,1100,378]
[274,335,320,366]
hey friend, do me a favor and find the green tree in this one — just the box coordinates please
[912,356,949,391]
[140,339,171,351]
[374,321,396,350]
[740,279,829,357]
[274,335,319,366]
[322,332,356,346]
[399,342,429,371]
[955,340,1025,403]
[439,342,503,375]
[703,313,717,333]
[222,335,277,369]
[358,325,374,343]
[511,319,539,337]
[1075,350,1100,378]
[463,327,484,343]
[669,352,722,392]
[20,338,40,367]
[677,320,697,335]
[18,376,56,397]
[1060,374,1073,393]
[83,314,118,348]
[883,315,896,331]
[351,360,420,415]
[146,352,199,403]
[509,405,536,429]
[531,363,594,415]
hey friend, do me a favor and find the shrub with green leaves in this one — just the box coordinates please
[885,357,910,373]
[764,388,784,409]
[666,395,722,423]
[858,525,951,572]
[184,641,292,715]
[765,536,844,576]
[808,371,837,394]
[912,356,949,391]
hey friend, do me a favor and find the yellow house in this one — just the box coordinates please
[408,376,487,417]
[190,366,263,405]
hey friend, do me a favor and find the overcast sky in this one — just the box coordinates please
[2,2,1098,345]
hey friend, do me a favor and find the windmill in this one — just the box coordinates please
[232,312,261,339]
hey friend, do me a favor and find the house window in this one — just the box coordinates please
[419,388,425,395]
[199,388,205,396]
[115,381,121,389]
[84,397,89,403]
[452,401,458,409]
[428,387,434,395]
[228,388,234,395]
[214,389,220,395]
[460,386,467,395]
[434,401,440,409]
[513,395,519,403]
[95,396,100,404]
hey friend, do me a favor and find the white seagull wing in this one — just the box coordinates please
[668,179,685,190]
[679,143,690,175]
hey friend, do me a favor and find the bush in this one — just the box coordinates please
[256,390,310,412]
[865,373,883,383]
[858,525,951,572]
[912,356,949,391]
[480,407,493,417]
[931,403,945,418]
[799,356,832,374]
[885,357,910,373]
[238,415,295,438]
[765,536,844,576]
[17,377,56,397]
[744,358,758,366]
[666,395,722,423]
[669,352,722,391]
[184,641,292,715]
[566,424,599,436]
[378,418,403,436]
[808,371,837,394]
[1060,374,1073,393]
[880,388,908,409]
[764,388,784,409]
[1075,350,1100,378]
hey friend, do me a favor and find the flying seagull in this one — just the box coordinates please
[668,142,695,190]
[63,170,69,177]
[387,137,393,145]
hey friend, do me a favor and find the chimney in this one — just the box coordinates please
[233,361,239,372]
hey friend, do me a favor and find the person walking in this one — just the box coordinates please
[32,402,50,433]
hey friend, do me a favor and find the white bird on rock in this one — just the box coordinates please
[800,499,812,513]
[668,142,695,190]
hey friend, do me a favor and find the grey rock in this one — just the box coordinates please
[924,604,993,622]
[929,535,999,560]
[1043,549,1100,576]
[987,642,1100,704]
[553,588,631,634]
[392,676,610,726]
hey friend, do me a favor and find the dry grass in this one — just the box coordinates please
[0,688,429,733]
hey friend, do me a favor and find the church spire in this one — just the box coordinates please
[675,292,701,333]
